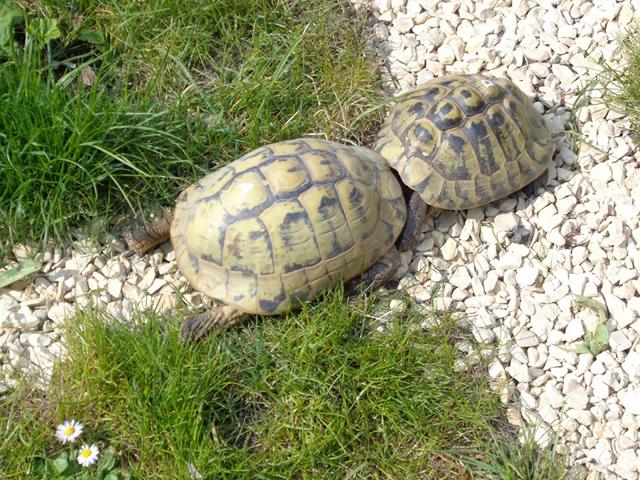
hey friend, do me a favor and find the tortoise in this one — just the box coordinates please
[374,73,555,250]
[124,138,407,341]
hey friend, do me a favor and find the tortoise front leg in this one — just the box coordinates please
[345,246,400,296]
[396,191,428,252]
[123,208,174,254]
[180,305,249,342]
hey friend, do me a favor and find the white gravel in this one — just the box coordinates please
[1,1,640,478]
[0,240,203,390]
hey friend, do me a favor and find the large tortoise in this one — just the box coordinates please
[125,138,407,341]
[375,74,555,250]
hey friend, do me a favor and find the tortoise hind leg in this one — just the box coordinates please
[345,246,400,296]
[521,168,549,199]
[397,191,428,252]
[123,208,174,254]
[180,305,249,342]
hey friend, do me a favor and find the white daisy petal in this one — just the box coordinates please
[55,420,84,444]
[77,444,100,467]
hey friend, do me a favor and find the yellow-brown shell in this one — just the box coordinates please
[170,138,407,315]
[375,74,554,210]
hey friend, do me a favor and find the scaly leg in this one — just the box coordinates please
[123,208,174,254]
[180,305,248,342]
[397,191,428,252]
[345,246,400,296]
[521,169,549,198]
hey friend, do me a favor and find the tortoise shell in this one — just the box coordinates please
[374,74,554,210]
[170,138,407,315]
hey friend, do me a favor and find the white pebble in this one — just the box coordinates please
[516,267,540,286]
[609,331,632,352]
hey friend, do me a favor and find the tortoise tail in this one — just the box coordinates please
[123,208,174,254]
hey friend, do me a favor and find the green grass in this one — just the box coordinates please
[458,428,582,480]
[31,0,382,141]
[0,292,579,479]
[1,0,382,260]
[0,64,204,252]
[1,292,504,479]
[596,24,640,137]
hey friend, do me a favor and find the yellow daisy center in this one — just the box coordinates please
[64,427,75,436]
[81,449,91,458]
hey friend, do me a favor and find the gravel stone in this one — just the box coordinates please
[440,237,458,260]
[615,450,638,475]
[516,267,540,287]
[506,361,530,383]
[449,266,471,290]
[102,259,127,279]
[609,331,632,352]
[394,16,414,33]
[619,390,640,415]
[515,329,539,347]
[436,44,456,64]
[494,212,519,233]
[47,303,74,324]
[138,268,156,291]
[564,318,585,342]
[107,279,123,300]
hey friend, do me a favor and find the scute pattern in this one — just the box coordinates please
[171,139,406,315]
[375,74,555,210]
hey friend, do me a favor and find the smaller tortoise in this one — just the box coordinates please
[125,138,407,341]
[375,73,555,250]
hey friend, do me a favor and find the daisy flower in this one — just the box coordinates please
[55,420,83,444]
[77,444,100,467]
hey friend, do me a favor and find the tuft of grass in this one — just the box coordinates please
[596,24,640,138]
[1,291,502,479]
[0,58,205,255]
[30,0,382,141]
[456,427,582,480]
[56,0,381,142]
[1,0,382,260]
